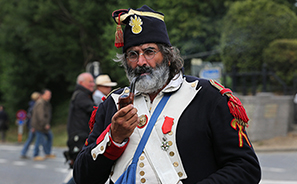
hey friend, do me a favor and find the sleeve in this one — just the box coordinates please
[198,96,261,184]
[73,96,128,184]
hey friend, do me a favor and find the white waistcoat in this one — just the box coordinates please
[96,77,201,184]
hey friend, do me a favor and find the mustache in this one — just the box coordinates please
[133,66,153,76]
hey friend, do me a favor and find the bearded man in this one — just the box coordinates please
[73,5,261,184]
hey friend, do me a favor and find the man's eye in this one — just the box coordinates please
[128,51,138,58]
[145,49,155,56]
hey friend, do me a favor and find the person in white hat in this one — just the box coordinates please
[93,74,117,106]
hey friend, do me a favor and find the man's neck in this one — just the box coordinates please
[148,80,169,102]
[148,90,161,102]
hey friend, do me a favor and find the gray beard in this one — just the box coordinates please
[126,62,170,94]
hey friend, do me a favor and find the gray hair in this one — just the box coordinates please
[76,72,93,84]
[114,44,184,80]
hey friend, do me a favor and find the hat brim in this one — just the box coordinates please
[98,82,117,87]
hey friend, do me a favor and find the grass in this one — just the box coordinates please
[4,123,68,148]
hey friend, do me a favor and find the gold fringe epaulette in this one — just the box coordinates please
[209,79,249,127]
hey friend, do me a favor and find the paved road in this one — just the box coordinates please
[0,143,70,184]
[1,144,297,184]
[257,151,297,184]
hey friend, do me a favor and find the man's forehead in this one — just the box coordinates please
[127,43,158,51]
[84,74,94,80]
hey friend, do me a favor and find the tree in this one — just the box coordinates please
[152,0,239,57]
[263,39,297,86]
[220,0,297,72]
[0,0,242,117]
[0,0,123,118]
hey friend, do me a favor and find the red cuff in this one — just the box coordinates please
[96,124,129,160]
[103,136,129,160]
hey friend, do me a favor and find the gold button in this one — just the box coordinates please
[92,153,96,159]
[139,162,144,167]
[169,151,175,157]
[168,141,173,146]
[191,83,196,87]
[139,171,145,176]
[139,156,145,160]
[173,162,179,167]
[141,178,146,183]
[125,89,130,93]
[100,146,104,151]
[168,131,173,135]
[178,172,183,177]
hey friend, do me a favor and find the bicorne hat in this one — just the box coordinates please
[112,5,171,53]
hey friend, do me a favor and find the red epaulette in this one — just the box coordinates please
[88,106,98,133]
[209,79,249,127]
[89,95,110,133]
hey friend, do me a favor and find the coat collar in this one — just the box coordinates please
[75,84,93,95]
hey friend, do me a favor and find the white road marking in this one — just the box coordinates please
[260,180,297,184]
[13,161,26,166]
[33,164,47,169]
[261,167,286,172]
[55,168,69,173]
[0,159,7,163]
[0,145,21,151]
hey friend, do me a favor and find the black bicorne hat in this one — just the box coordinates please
[112,5,171,53]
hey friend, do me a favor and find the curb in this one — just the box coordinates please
[254,147,297,153]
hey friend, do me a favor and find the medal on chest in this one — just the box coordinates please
[137,114,148,129]
[161,116,174,151]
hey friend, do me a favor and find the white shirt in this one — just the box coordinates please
[93,90,105,106]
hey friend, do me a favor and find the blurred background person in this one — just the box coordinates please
[31,89,55,161]
[64,72,95,184]
[20,91,41,159]
[93,74,117,106]
[0,105,9,143]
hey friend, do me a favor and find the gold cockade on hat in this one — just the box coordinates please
[129,15,143,34]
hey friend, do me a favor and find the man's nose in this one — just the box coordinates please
[137,53,148,66]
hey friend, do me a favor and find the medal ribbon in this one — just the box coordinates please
[162,116,174,134]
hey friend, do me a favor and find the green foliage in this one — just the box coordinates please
[263,39,297,85]
[119,0,240,57]
[152,0,239,57]
[1,0,297,122]
[0,0,124,117]
[220,0,297,72]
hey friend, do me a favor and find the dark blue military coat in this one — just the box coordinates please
[73,76,261,184]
